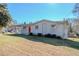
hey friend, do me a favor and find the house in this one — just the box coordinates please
[22,19,69,38]
[7,24,25,34]
[7,19,69,38]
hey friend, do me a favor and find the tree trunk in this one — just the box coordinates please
[0,26,3,33]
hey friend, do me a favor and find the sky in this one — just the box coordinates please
[7,3,75,24]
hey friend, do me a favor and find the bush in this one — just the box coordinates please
[56,36,62,39]
[29,32,33,36]
[37,33,42,36]
[44,34,51,37]
[76,33,79,37]
[51,34,57,38]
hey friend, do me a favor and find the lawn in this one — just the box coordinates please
[0,33,79,56]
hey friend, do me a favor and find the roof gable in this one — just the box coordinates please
[30,19,65,25]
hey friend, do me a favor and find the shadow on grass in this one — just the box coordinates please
[7,34,79,50]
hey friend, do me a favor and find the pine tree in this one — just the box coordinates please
[0,3,12,32]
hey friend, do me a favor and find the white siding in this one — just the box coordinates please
[21,27,29,35]
[31,21,68,38]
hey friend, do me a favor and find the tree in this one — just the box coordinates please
[71,3,79,35]
[73,3,79,18]
[0,3,12,32]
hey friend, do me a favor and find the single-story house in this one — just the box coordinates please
[7,24,25,34]
[8,19,69,38]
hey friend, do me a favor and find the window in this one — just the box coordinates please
[35,25,38,29]
[51,25,55,27]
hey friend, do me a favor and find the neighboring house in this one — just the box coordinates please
[7,24,25,34]
[7,19,69,38]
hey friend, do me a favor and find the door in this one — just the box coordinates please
[28,26,31,33]
[42,23,47,35]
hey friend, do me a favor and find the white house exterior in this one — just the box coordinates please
[7,25,24,34]
[7,20,69,38]
[8,20,68,38]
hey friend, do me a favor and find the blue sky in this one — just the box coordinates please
[7,3,75,24]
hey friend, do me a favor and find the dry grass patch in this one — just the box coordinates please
[0,33,79,56]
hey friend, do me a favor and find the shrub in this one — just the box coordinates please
[76,33,79,37]
[29,32,33,36]
[37,33,42,36]
[51,34,57,38]
[56,36,62,39]
[44,34,51,37]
